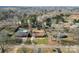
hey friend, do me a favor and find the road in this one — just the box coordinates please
[6,44,79,52]
[9,44,79,48]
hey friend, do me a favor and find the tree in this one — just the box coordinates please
[73,19,79,23]
[21,15,37,28]
[29,15,37,23]
[52,15,66,24]
[46,18,51,27]
[0,32,11,53]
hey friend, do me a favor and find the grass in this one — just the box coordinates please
[61,40,78,45]
[17,47,33,53]
[34,37,48,44]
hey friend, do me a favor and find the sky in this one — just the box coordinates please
[0,0,79,6]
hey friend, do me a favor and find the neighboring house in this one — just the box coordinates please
[75,23,79,28]
[69,14,79,20]
[53,32,68,39]
[68,14,79,22]
[63,23,71,29]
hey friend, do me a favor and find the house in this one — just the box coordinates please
[68,14,79,22]
[32,29,46,37]
[63,23,71,29]
[15,28,32,39]
[69,14,79,19]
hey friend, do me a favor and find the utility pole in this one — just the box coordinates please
[27,19,32,31]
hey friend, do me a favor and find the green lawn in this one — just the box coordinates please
[34,37,48,44]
